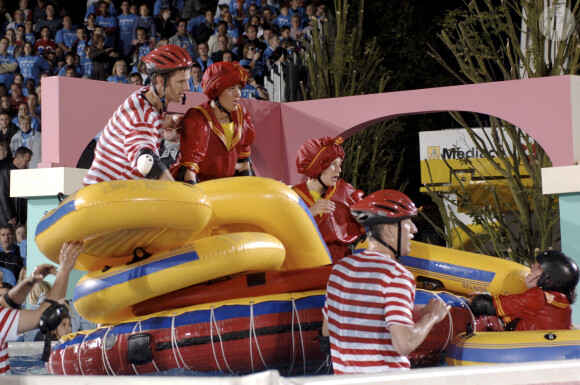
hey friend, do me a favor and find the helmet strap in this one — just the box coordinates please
[151,73,168,113]
[214,97,231,121]
[371,224,400,260]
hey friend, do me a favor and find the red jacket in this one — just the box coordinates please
[175,101,255,182]
[292,180,364,263]
[493,287,572,331]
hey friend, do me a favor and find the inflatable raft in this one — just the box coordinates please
[446,329,580,365]
[355,239,530,296]
[49,289,502,375]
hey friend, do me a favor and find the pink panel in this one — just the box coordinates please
[40,76,575,186]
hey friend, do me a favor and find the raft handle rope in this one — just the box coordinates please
[248,301,269,373]
[77,332,91,376]
[209,306,235,374]
[101,326,116,376]
[433,292,454,353]
[170,312,192,371]
[287,297,306,376]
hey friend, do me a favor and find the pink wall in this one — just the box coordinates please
[40,76,577,185]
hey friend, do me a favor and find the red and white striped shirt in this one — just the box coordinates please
[324,250,416,374]
[0,307,20,375]
[83,87,164,185]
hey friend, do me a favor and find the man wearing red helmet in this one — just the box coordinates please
[470,250,579,331]
[321,189,450,374]
[172,61,255,183]
[292,136,364,263]
[83,45,192,185]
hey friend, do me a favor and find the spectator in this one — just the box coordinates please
[168,20,199,61]
[239,42,263,79]
[0,101,11,119]
[196,8,215,44]
[289,14,303,40]
[188,62,202,92]
[210,34,232,62]
[127,27,154,71]
[288,0,304,19]
[239,24,266,52]
[129,72,142,85]
[266,46,287,71]
[159,122,180,168]
[241,3,260,28]
[208,21,232,55]
[34,3,61,39]
[34,26,56,56]
[196,41,213,72]
[85,0,116,21]
[132,4,156,44]
[57,53,81,77]
[89,33,118,80]
[179,0,202,21]
[186,10,205,38]
[84,13,96,41]
[274,5,290,29]
[222,12,239,45]
[241,69,268,100]
[19,0,33,22]
[6,10,25,33]
[32,0,47,24]
[155,6,175,40]
[222,50,234,62]
[153,0,171,18]
[50,312,72,341]
[11,115,40,168]
[23,20,35,44]
[107,59,129,83]
[72,28,88,58]
[0,241,82,373]
[0,40,17,91]
[18,41,51,85]
[14,225,26,264]
[12,102,40,132]
[0,147,31,227]
[0,141,11,168]
[55,15,76,54]
[95,0,118,48]
[26,91,40,119]
[262,31,279,62]
[116,0,137,54]
[14,25,27,50]
[0,227,24,279]
[322,190,450,374]
[9,84,26,114]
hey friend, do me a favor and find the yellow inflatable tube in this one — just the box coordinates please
[355,240,529,296]
[73,232,286,324]
[446,329,580,365]
[194,177,332,269]
[35,180,212,271]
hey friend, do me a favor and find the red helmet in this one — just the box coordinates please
[350,190,417,227]
[142,45,192,75]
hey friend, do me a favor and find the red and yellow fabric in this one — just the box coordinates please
[174,101,255,182]
[292,179,364,262]
[201,61,249,100]
[296,136,345,178]
[492,286,572,331]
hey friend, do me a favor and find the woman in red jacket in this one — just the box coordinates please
[292,136,364,263]
[174,61,255,183]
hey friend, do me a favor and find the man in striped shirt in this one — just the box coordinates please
[322,190,450,374]
[83,45,192,185]
[0,241,82,374]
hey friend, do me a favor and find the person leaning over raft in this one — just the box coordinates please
[83,44,192,185]
[172,61,256,183]
[470,250,579,331]
[0,241,82,374]
[321,190,450,374]
[292,137,364,263]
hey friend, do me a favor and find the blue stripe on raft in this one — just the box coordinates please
[400,255,496,284]
[446,341,580,363]
[297,196,332,262]
[53,294,327,351]
[73,250,200,301]
[415,290,469,307]
[35,199,77,237]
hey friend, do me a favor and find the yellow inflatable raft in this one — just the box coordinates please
[35,180,213,271]
[73,232,286,324]
[446,329,580,365]
[355,240,529,296]
[195,177,332,269]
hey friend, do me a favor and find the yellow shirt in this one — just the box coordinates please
[221,122,234,150]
